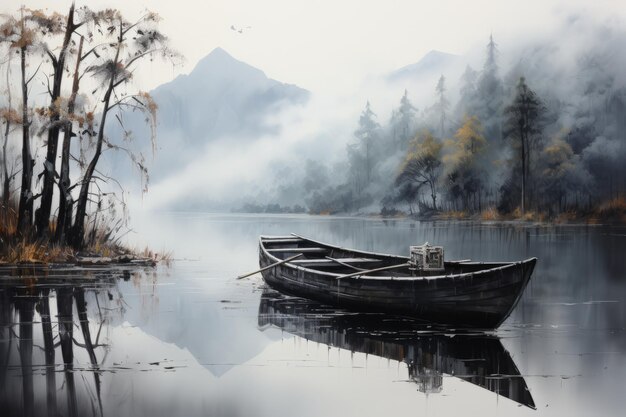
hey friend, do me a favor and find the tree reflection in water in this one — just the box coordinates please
[0,268,134,417]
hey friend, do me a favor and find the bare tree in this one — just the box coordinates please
[70,10,172,248]
[0,57,21,211]
[34,3,83,237]
[2,8,44,235]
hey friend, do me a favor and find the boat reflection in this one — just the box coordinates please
[0,268,131,417]
[257,288,536,409]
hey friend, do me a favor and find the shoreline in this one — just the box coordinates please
[0,254,159,270]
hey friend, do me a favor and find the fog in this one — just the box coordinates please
[108,6,626,217]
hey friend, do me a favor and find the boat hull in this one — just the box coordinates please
[259,237,536,329]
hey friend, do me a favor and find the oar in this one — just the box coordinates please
[335,262,411,280]
[236,254,303,280]
[325,256,366,272]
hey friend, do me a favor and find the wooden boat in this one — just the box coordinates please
[258,289,536,409]
[258,234,537,329]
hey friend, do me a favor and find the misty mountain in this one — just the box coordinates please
[107,47,309,181]
[153,47,308,143]
[387,50,461,83]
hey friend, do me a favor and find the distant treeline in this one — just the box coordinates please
[302,35,626,220]
[232,203,307,214]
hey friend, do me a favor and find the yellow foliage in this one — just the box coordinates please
[404,130,442,164]
[443,115,486,174]
[542,136,575,179]
[454,115,486,155]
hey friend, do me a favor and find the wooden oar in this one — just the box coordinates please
[236,254,303,280]
[325,256,367,272]
[335,262,411,280]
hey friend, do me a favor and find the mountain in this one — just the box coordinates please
[105,47,309,181]
[387,50,460,82]
[152,47,309,143]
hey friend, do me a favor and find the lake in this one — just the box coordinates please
[1,213,625,417]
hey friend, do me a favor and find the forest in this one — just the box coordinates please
[0,4,176,256]
[299,36,626,221]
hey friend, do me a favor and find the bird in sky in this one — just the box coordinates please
[230,25,252,34]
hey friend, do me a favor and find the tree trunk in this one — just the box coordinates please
[430,183,437,210]
[17,45,33,235]
[71,37,121,249]
[56,35,83,244]
[36,4,76,237]
[2,59,11,210]
[1,113,10,211]
[520,125,526,215]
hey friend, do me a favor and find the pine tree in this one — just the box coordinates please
[476,34,504,142]
[435,75,449,138]
[504,77,544,214]
[354,101,380,184]
[457,65,478,116]
[390,90,416,150]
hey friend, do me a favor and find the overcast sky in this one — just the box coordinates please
[4,0,624,95]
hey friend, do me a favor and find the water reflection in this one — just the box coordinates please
[0,215,625,417]
[258,288,535,408]
[0,269,129,417]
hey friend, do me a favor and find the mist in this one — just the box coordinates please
[102,7,622,220]
[2,2,625,224]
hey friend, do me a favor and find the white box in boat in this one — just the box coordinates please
[410,244,444,271]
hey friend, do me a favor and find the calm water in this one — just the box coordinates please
[1,213,625,417]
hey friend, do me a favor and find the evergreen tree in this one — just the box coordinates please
[457,65,478,116]
[476,34,504,142]
[389,90,416,150]
[354,101,380,184]
[435,75,449,138]
[504,77,544,214]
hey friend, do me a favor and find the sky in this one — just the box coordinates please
[3,0,624,95]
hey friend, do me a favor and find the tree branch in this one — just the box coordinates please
[25,61,43,86]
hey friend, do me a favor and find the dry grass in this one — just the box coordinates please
[0,203,17,236]
[3,240,74,264]
[511,208,547,222]
[1,200,169,265]
[593,197,626,223]
[437,210,469,220]
[554,211,579,224]
[480,207,500,221]
[139,246,173,266]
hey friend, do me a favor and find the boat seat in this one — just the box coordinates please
[291,257,380,267]
[266,247,327,253]
[261,238,304,244]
